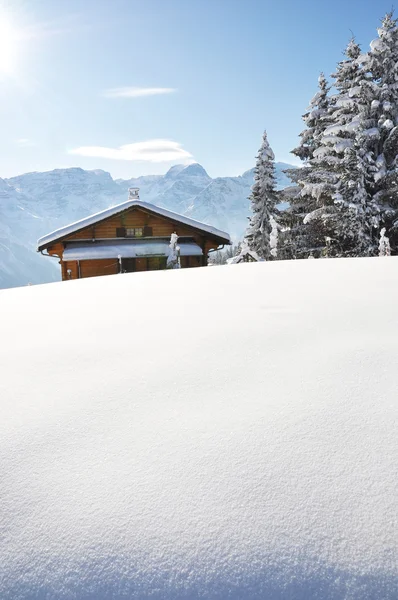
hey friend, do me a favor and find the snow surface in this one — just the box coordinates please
[1,258,396,599]
[38,200,230,249]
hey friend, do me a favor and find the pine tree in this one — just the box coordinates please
[364,12,398,253]
[286,37,383,258]
[285,74,334,258]
[292,73,331,161]
[244,131,278,260]
[319,39,377,256]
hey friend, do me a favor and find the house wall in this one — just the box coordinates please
[45,206,225,281]
[64,209,200,241]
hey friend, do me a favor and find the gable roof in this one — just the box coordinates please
[37,199,230,251]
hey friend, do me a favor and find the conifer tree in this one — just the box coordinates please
[287,37,383,258]
[364,12,398,252]
[284,74,334,257]
[292,73,331,162]
[244,131,278,260]
[318,39,377,256]
[283,12,398,259]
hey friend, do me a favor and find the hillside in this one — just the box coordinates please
[0,258,396,599]
[1,162,294,289]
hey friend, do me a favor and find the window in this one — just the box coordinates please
[126,227,143,237]
[116,226,152,238]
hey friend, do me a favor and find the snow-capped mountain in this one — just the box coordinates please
[0,178,60,289]
[0,162,295,289]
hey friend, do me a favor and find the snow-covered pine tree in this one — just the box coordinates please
[244,131,278,260]
[315,38,377,256]
[292,72,330,161]
[227,239,262,264]
[364,12,398,253]
[285,13,398,259]
[283,74,334,258]
[287,37,382,259]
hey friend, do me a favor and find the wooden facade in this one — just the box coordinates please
[38,198,230,281]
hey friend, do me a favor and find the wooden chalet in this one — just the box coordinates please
[37,188,231,280]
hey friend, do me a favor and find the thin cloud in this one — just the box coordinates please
[102,87,177,99]
[21,12,114,40]
[69,139,193,163]
[15,138,36,147]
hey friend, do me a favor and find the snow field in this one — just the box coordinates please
[0,258,397,599]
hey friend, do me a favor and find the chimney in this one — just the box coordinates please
[128,187,140,200]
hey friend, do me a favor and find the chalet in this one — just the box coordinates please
[37,188,231,280]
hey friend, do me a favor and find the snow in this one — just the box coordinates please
[375,154,387,182]
[323,123,346,136]
[313,146,331,158]
[301,183,328,201]
[363,127,381,139]
[335,140,353,153]
[348,86,362,98]
[323,118,361,138]
[37,200,230,250]
[62,240,202,260]
[379,228,391,256]
[269,215,278,258]
[321,136,353,153]
[335,96,354,108]
[370,38,386,53]
[227,241,263,264]
[382,119,394,130]
[0,258,397,599]
[303,206,326,223]
[166,232,181,268]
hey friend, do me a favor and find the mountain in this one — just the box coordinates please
[117,162,212,212]
[8,167,123,220]
[0,178,60,288]
[1,162,295,289]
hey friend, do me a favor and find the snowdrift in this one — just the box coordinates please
[0,258,397,599]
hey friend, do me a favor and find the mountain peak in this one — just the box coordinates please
[164,164,186,179]
[180,163,210,178]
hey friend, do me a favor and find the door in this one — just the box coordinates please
[135,258,147,271]
[121,258,135,273]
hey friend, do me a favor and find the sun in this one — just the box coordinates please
[0,15,21,75]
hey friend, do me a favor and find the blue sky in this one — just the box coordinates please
[0,0,390,179]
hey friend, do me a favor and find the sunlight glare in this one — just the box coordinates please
[0,15,21,74]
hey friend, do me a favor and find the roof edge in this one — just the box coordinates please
[37,200,231,251]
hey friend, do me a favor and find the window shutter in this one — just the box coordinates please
[143,226,153,237]
[116,227,126,237]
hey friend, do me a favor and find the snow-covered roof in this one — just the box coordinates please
[37,199,231,250]
[63,240,202,260]
[0,258,397,598]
